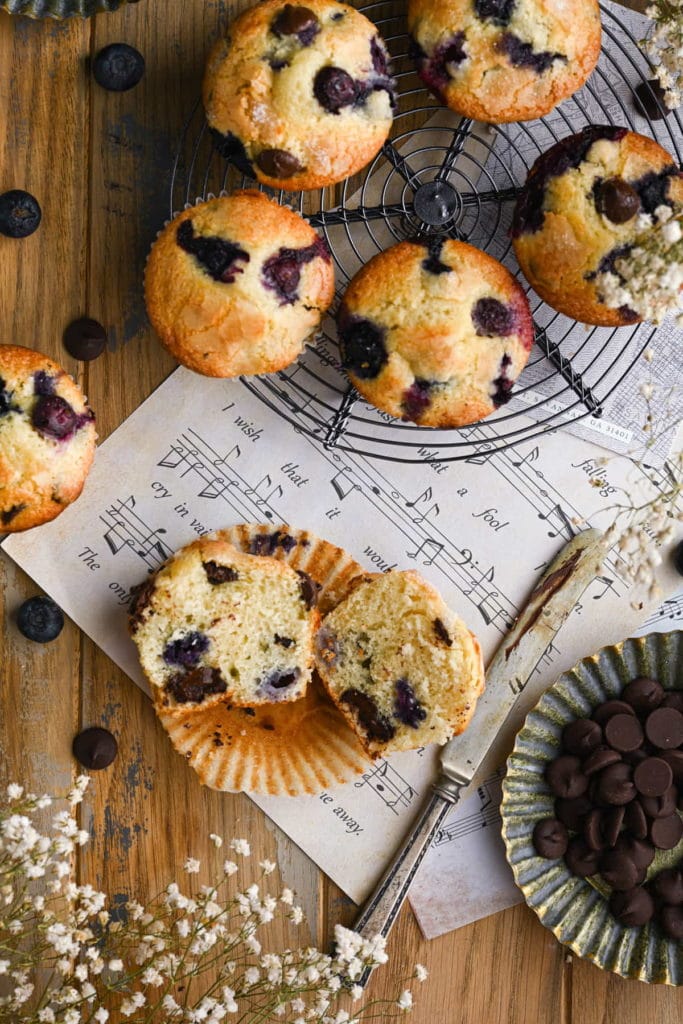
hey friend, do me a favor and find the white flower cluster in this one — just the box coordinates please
[595,206,683,324]
[0,783,425,1023]
[644,0,683,109]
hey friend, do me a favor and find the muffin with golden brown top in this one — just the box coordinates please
[408,0,600,123]
[145,191,335,377]
[513,126,683,325]
[337,238,534,427]
[203,0,396,190]
[0,345,96,533]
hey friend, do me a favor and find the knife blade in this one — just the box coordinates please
[351,528,604,981]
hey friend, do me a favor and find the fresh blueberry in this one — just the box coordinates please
[0,190,42,239]
[421,237,451,275]
[472,297,515,337]
[163,631,210,669]
[394,679,427,729]
[411,33,467,97]
[271,4,320,45]
[497,33,565,74]
[370,36,389,76]
[32,395,78,440]
[203,561,239,584]
[0,378,13,415]
[17,596,64,643]
[93,43,145,92]
[513,126,628,236]
[631,167,679,214]
[210,129,255,177]
[491,353,514,407]
[259,667,301,698]
[634,79,669,121]
[314,66,357,113]
[72,727,118,770]
[338,314,388,380]
[475,0,516,24]
[256,148,305,179]
[177,219,250,283]
[261,238,329,305]
[402,379,437,422]
[341,688,395,742]
[63,318,107,361]
[166,667,226,704]
[33,371,56,396]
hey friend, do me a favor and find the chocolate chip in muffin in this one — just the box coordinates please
[274,634,295,648]
[271,4,320,45]
[203,561,239,584]
[1,503,27,526]
[341,688,395,742]
[129,578,156,633]
[256,148,305,179]
[338,315,388,379]
[296,570,320,610]
[594,177,641,224]
[177,219,250,284]
[433,618,453,646]
[166,666,227,704]
[260,667,301,696]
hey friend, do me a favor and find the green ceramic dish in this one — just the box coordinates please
[1,0,130,17]
[501,631,683,985]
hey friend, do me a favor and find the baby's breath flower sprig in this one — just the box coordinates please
[644,0,683,109]
[595,206,683,324]
[0,782,424,1023]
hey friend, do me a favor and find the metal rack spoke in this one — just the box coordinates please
[169,1,682,464]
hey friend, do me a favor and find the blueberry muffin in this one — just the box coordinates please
[337,238,534,427]
[408,0,600,123]
[513,126,683,325]
[129,536,321,710]
[145,191,335,377]
[0,345,96,533]
[202,0,396,190]
[315,570,485,758]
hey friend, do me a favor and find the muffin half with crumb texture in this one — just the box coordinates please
[129,537,320,710]
[315,570,485,758]
[0,345,96,532]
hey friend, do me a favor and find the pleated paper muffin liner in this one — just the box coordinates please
[154,524,372,796]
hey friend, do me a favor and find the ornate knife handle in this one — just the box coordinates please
[351,774,468,988]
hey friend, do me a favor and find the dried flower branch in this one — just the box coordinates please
[644,0,683,109]
[0,781,425,1023]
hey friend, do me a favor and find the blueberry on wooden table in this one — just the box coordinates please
[17,596,64,643]
[63,318,107,361]
[72,727,118,770]
[93,44,145,92]
[0,190,41,238]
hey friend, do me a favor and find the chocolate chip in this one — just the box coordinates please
[296,570,320,610]
[274,634,295,648]
[644,707,683,749]
[271,4,320,44]
[341,688,395,743]
[649,812,683,850]
[622,676,664,714]
[602,804,625,847]
[555,794,592,831]
[63,317,107,361]
[622,747,648,767]
[256,148,304,179]
[624,799,648,840]
[545,754,588,799]
[600,849,640,890]
[583,746,621,776]
[598,762,636,806]
[652,868,683,905]
[660,905,683,940]
[262,668,300,691]
[562,718,602,757]
[533,817,568,858]
[72,727,118,770]
[594,177,641,223]
[433,618,452,646]
[583,808,605,851]
[633,79,669,121]
[565,836,600,877]
[660,750,683,784]
[661,691,683,714]
[203,561,239,584]
[633,757,673,797]
[639,785,677,819]
[605,713,644,753]
[614,834,655,870]
[609,886,654,927]
[129,578,156,632]
[593,700,635,726]
[166,667,227,704]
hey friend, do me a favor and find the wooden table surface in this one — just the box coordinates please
[1,2,681,1021]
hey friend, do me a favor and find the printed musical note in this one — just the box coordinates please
[462,563,495,597]
[407,537,444,566]
[592,575,616,600]
[157,442,203,478]
[511,446,540,468]
[100,495,172,573]
[538,502,577,539]
[354,759,417,815]
[330,466,361,501]
[245,474,285,518]
[406,486,440,525]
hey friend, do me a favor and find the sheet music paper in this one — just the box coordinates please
[2,367,680,939]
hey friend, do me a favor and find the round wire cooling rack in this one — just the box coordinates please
[170,1,682,464]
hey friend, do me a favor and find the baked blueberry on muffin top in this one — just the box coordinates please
[144,191,335,377]
[407,0,601,123]
[0,345,96,533]
[513,126,683,325]
[203,0,396,190]
[337,238,534,428]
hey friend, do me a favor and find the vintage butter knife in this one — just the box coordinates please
[352,528,604,978]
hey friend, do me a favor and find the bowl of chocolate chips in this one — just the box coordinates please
[501,630,683,984]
